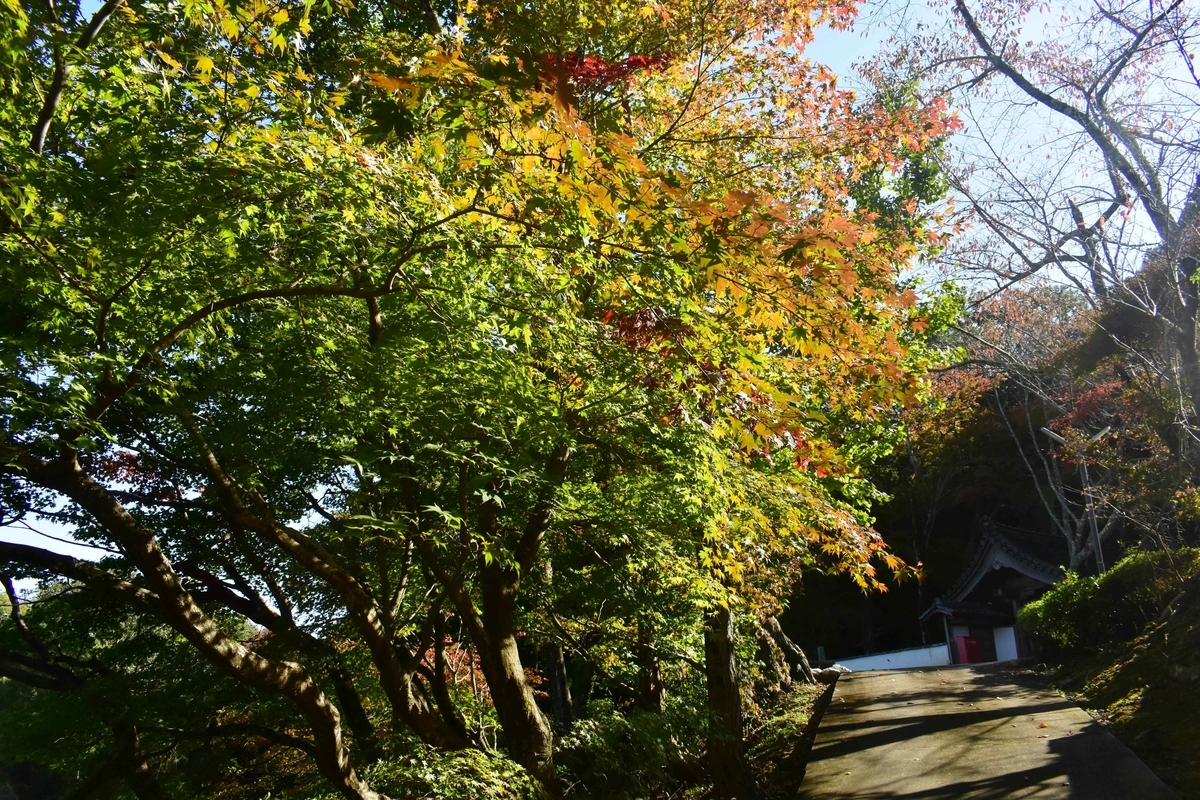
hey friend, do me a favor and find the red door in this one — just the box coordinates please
[955,636,984,663]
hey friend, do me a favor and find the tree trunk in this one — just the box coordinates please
[755,624,790,698]
[429,609,473,744]
[635,618,666,712]
[419,558,562,797]
[477,626,561,797]
[763,616,815,684]
[111,720,167,800]
[24,450,387,800]
[410,444,569,798]
[328,665,380,758]
[545,642,574,730]
[540,562,574,730]
[704,607,760,800]
[570,655,593,719]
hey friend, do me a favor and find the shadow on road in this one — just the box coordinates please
[810,700,1076,762]
[800,763,1071,799]
[798,664,1178,800]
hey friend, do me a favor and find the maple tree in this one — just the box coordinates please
[0,0,953,797]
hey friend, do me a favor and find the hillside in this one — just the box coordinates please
[1023,551,1200,797]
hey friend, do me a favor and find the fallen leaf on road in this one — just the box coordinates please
[1038,723,1048,728]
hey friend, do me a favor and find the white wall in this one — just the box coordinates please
[834,644,953,672]
[993,626,1019,662]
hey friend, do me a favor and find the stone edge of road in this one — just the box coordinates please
[786,673,841,789]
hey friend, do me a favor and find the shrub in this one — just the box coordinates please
[1019,548,1200,652]
[1018,571,1101,651]
[311,746,543,800]
[555,699,704,799]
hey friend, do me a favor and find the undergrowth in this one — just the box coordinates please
[1021,548,1200,798]
[746,682,829,799]
[305,683,833,800]
[311,747,544,800]
[556,698,705,799]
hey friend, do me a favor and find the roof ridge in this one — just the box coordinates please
[942,522,996,600]
[987,522,1065,579]
[939,519,1064,604]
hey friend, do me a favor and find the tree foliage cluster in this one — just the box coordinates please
[1018,547,1200,652]
[779,0,1200,668]
[0,0,952,797]
[865,0,1200,577]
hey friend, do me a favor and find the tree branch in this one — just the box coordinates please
[30,0,128,153]
[176,409,467,749]
[4,448,383,800]
[0,540,162,615]
[953,0,1177,243]
[513,443,572,579]
[87,282,407,422]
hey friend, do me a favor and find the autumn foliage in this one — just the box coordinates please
[0,0,954,797]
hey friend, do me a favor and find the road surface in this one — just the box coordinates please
[799,663,1178,799]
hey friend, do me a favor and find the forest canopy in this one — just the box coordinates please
[0,0,954,797]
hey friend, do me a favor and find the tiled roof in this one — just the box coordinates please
[942,520,1065,604]
[919,599,1014,623]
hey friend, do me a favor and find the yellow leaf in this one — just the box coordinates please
[271,8,288,24]
[195,55,215,75]
[577,197,597,225]
[157,50,183,70]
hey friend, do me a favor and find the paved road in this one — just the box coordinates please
[799,663,1178,799]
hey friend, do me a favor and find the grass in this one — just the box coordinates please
[1019,548,1200,798]
[746,681,831,799]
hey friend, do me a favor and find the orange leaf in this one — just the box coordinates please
[369,74,412,93]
